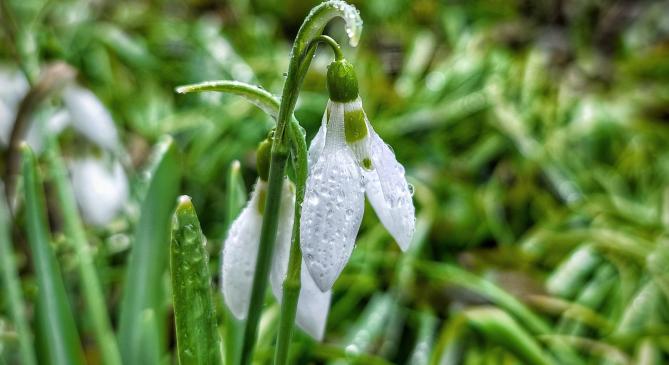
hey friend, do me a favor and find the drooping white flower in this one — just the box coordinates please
[70,157,129,226]
[301,59,415,292]
[0,66,128,227]
[62,84,120,152]
[221,176,331,340]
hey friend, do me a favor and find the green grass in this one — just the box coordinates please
[1,0,669,364]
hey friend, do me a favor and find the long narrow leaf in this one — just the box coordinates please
[117,137,181,363]
[171,196,222,365]
[464,307,555,365]
[21,144,84,365]
[0,183,36,365]
[44,138,122,365]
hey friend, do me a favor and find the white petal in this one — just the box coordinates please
[70,157,129,226]
[270,182,331,340]
[307,102,330,168]
[0,66,29,108]
[270,180,298,294]
[0,100,13,147]
[221,180,266,319]
[364,130,415,250]
[26,109,71,153]
[300,103,364,292]
[62,84,119,152]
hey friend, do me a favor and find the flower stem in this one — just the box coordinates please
[240,150,288,365]
[273,118,308,365]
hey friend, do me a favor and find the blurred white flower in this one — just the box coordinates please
[0,66,29,146]
[301,60,415,292]
[62,84,120,152]
[221,178,331,340]
[70,157,129,226]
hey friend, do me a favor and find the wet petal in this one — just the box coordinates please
[270,182,331,340]
[300,106,364,292]
[221,180,266,319]
[307,101,332,168]
[364,130,415,250]
[70,157,128,226]
[62,84,120,152]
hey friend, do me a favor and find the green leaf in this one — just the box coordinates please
[44,138,122,365]
[117,136,182,364]
[20,144,84,365]
[170,196,222,365]
[464,307,555,365]
[0,183,36,365]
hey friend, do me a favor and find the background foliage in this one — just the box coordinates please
[2,0,669,363]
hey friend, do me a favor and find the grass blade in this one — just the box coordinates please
[20,144,84,365]
[464,307,554,365]
[44,138,122,365]
[171,196,222,365]
[0,183,36,365]
[118,136,181,363]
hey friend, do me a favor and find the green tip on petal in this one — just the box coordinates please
[327,59,358,102]
[344,108,367,143]
[256,138,272,181]
[362,158,372,170]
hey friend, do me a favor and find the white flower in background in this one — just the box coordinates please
[0,66,29,146]
[301,59,415,292]
[221,177,331,340]
[70,157,129,227]
[62,84,120,152]
[0,66,128,226]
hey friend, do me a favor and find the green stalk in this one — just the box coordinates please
[171,196,222,365]
[0,183,36,365]
[240,150,288,364]
[44,138,122,365]
[273,112,308,365]
[118,137,181,364]
[20,144,84,365]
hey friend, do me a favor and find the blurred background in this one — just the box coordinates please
[2,0,669,363]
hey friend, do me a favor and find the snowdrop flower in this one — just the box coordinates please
[0,66,128,226]
[61,84,121,152]
[70,157,129,227]
[301,59,415,292]
[221,139,331,340]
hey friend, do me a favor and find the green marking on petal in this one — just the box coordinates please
[362,158,372,170]
[344,109,368,143]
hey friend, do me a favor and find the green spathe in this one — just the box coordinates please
[327,59,359,102]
